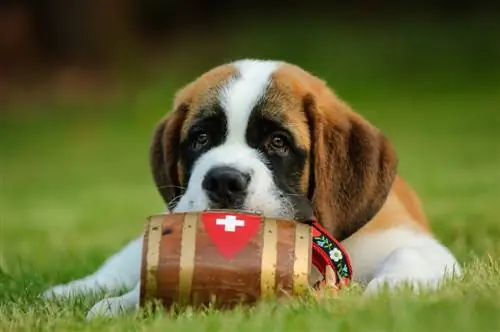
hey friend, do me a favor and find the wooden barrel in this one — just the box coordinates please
[139,210,314,309]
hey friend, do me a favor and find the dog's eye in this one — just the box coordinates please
[192,132,210,150]
[271,135,285,149]
[266,133,289,156]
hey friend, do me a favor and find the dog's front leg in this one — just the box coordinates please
[43,236,143,299]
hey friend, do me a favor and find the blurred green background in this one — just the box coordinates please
[1,0,499,289]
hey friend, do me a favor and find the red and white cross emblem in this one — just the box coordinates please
[201,211,261,259]
[215,215,245,232]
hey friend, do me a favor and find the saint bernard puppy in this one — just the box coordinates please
[43,59,461,318]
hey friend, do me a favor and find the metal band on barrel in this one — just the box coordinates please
[144,216,164,301]
[292,223,311,295]
[260,219,278,299]
[178,213,198,304]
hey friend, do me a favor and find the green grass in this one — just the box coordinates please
[2,18,500,331]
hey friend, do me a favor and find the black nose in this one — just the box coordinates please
[202,166,250,205]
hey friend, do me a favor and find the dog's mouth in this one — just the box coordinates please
[207,200,245,211]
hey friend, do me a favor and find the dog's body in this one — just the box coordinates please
[43,60,461,318]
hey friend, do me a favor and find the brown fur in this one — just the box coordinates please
[150,106,188,208]
[358,177,431,235]
[392,177,429,229]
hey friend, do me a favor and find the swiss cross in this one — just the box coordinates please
[202,211,261,259]
[215,215,245,232]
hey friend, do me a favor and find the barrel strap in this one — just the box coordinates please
[178,213,198,305]
[292,223,311,295]
[260,219,278,299]
[144,216,163,301]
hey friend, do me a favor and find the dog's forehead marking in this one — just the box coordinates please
[219,59,281,143]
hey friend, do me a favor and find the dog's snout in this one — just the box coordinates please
[202,166,250,205]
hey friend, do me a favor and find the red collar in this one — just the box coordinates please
[310,219,353,287]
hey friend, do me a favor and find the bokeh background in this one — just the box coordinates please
[1,1,499,279]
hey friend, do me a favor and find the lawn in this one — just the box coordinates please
[1,18,500,331]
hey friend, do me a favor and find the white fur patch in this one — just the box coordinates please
[220,59,281,143]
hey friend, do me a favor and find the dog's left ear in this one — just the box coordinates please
[305,90,398,241]
[150,104,189,210]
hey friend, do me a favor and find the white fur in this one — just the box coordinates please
[42,59,462,318]
[343,227,461,293]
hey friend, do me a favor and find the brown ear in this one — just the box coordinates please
[305,93,398,241]
[149,104,188,210]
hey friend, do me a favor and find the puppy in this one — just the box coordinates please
[43,59,461,318]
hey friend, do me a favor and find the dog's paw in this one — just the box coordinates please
[42,278,102,300]
[363,274,428,295]
[43,283,86,300]
[86,284,141,320]
[86,297,126,319]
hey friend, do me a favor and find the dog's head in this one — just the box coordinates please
[150,60,397,240]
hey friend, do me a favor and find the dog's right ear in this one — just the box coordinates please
[149,104,189,210]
